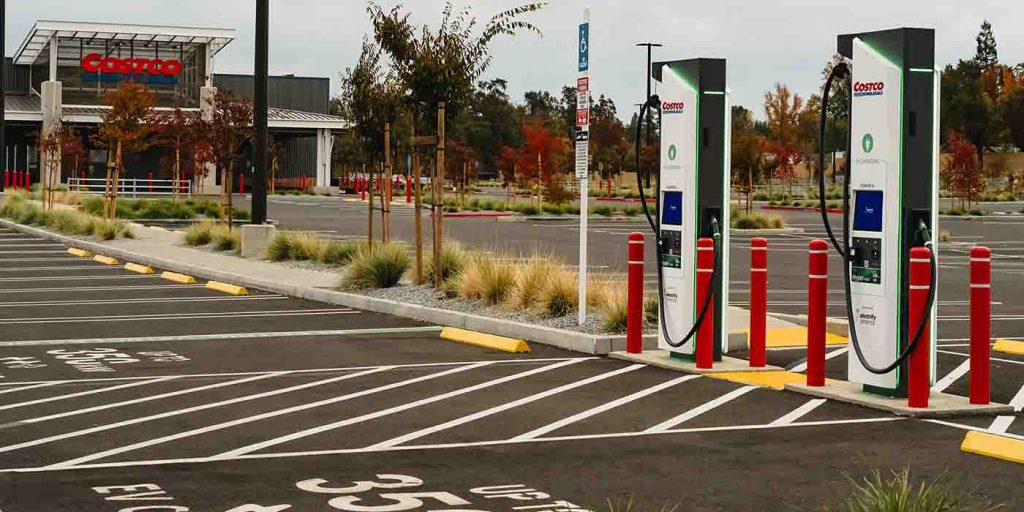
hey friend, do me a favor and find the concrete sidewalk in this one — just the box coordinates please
[0,219,807,354]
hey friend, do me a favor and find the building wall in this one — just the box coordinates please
[212,74,329,114]
[3,59,31,94]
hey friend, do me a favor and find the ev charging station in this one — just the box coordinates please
[821,28,940,397]
[643,59,730,362]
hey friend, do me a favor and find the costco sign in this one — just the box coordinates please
[81,53,183,85]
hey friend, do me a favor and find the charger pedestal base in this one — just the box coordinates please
[786,380,1012,418]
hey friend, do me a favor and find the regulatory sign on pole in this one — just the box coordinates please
[576,8,591,326]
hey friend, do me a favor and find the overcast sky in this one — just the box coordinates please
[6,1,1023,120]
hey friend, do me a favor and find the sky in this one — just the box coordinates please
[5,0,1023,121]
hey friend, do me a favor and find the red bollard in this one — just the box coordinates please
[908,246,933,408]
[239,173,245,195]
[696,237,716,369]
[406,176,412,203]
[361,178,367,201]
[750,238,768,367]
[24,172,30,190]
[148,172,153,193]
[13,170,20,189]
[807,239,829,386]
[608,179,613,194]
[80,171,86,191]
[3,169,9,189]
[970,246,991,405]
[627,232,645,354]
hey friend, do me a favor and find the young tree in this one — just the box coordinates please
[38,122,82,210]
[944,131,984,208]
[763,83,805,196]
[95,83,157,220]
[497,145,519,203]
[204,92,253,228]
[153,108,197,203]
[731,106,765,213]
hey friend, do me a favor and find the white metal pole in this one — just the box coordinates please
[577,7,591,326]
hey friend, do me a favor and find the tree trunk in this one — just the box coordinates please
[433,103,445,289]
[383,122,392,244]
[110,141,124,221]
[367,162,374,253]
[226,162,235,231]
[412,124,423,285]
[174,147,181,203]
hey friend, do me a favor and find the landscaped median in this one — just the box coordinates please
[0,213,661,354]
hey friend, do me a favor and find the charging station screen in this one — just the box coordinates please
[662,192,683,226]
[853,191,884,232]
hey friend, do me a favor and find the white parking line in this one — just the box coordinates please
[0,376,176,412]
[47,367,394,469]
[0,373,292,457]
[789,347,849,373]
[932,360,970,393]
[512,374,701,441]
[0,295,286,308]
[0,266,120,272]
[770,398,827,425]
[370,364,647,449]
[0,382,65,396]
[987,384,1024,435]
[0,284,202,294]
[645,386,759,432]
[216,358,591,458]
[0,244,64,248]
[0,250,67,255]
[0,275,152,282]
[0,308,358,326]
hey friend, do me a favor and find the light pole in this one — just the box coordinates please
[252,0,269,224]
[636,43,661,188]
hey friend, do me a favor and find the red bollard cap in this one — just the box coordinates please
[629,232,645,242]
[810,239,828,251]
[910,246,932,259]
[970,246,991,259]
[752,237,768,248]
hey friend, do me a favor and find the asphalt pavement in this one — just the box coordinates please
[0,222,1021,510]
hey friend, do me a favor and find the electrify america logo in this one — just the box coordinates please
[662,101,686,114]
[853,81,885,98]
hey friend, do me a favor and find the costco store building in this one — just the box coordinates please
[3,20,347,192]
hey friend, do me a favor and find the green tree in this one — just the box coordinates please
[941,60,1000,165]
[590,95,628,182]
[731,105,765,213]
[975,20,998,69]
[450,79,524,178]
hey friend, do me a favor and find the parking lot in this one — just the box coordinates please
[0,222,1022,510]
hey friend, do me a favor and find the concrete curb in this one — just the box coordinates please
[0,218,656,355]
[762,205,844,214]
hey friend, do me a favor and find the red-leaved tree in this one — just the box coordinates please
[944,131,985,208]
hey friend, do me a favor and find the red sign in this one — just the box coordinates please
[577,76,589,92]
[576,109,590,127]
[81,53,183,76]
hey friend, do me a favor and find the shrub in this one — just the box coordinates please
[968,209,984,216]
[266,232,295,260]
[592,205,613,216]
[644,295,659,323]
[542,203,566,215]
[597,287,629,333]
[822,468,1003,512]
[288,233,326,261]
[459,257,516,305]
[753,192,770,201]
[622,206,641,216]
[731,212,784,230]
[183,221,216,246]
[341,243,410,290]
[92,218,134,241]
[518,204,540,216]
[211,225,240,252]
[425,242,468,284]
[505,258,555,311]
[538,267,578,317]
[939,229,951,243]
[319,240,358,265]
[46,210,95,236]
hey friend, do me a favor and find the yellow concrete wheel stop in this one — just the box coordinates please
[440,327,530,353]
[67,247,90,257]
[961,431,1024,464]
[161,271,197,284]
[93,255,119,266]
[992,339,1024,357]
[124,263,155,274]
[206,281,249,296]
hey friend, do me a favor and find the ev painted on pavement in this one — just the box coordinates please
[818,28,940,397]
[636,59,731,362]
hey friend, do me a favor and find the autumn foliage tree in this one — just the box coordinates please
[96,83,157,220]
[202,92,253,228]
[38,121,84,210]
[515,121,570,202]
[153,108,198,203]
[763,83,806,196]
[944,131,985,208]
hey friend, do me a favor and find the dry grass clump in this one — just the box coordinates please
[459,256,517,305]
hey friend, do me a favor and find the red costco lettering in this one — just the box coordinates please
[80,53,183,76]
[853,82,885,92]
[662,101,685,111]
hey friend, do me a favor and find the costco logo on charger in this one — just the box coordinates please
[853,81,885,97]
[662,101,686,114]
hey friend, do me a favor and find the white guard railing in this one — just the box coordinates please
[66,177,192,198]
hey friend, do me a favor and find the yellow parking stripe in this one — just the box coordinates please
[746,327,846,348]
[961,431,1024,464]
[709,371,807,390]
[440,327,530,353]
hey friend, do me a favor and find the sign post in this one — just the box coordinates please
[576,7,591,326]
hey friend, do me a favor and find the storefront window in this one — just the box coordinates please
[54,37,206,108]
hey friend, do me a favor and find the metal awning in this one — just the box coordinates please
[13,20,236,65]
